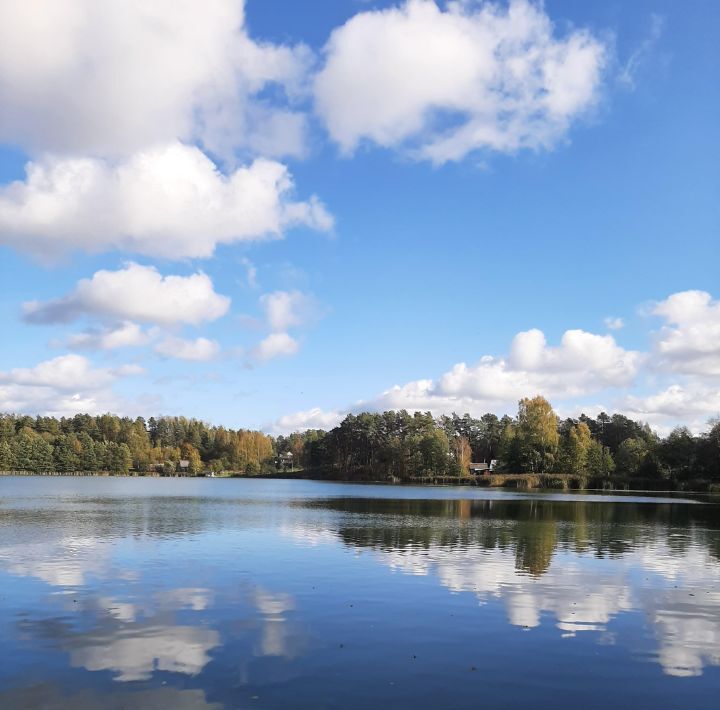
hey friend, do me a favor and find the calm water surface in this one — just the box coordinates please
[1,477,719,709]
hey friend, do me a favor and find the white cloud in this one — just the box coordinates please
[0,0,310,159]
[271,407,345,434]
[23,263,230,327]
[0,354,136,391]
[409,328,641,409]
[272,327,641,431]
[67,322,150,351]
[507,328,641,385]
[604,317,624,330]
[620,383,720,434]
[0,144,333,260]
[315,0,607,163]
[155,336,220,362]
[243,290,325,366]
[250,333,300,363]
[652,290,720,377]
[0,354,142,416]
[260,290,324,331]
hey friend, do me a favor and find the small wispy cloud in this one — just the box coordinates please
[604,316,625,331]
[249,332,300,364]
[239,257,259,289]
[155,336,220,362]
[618,14,665,90]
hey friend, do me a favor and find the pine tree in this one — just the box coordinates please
[12,430,35,471]
[54,435,79,472]
[586,440,615,479]
[0,440,14,471]
[110,443,132,474]
[94,441,109,471]
[78,432,97,471]
[31,437,54,473]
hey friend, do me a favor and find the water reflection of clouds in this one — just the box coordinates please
[92,587,214,624]
[158,587,214,612]
[69,623,220,682]
[254,588,297,658]
[642,589,720,677]
[0,535,223,683]
[283,521,720,678]
[0,536,110,588]
[398,542,720,677]
[0,529,302,683]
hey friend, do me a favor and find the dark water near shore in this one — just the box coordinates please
[1,477,719,709]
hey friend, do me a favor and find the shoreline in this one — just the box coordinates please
[1,470,717,496]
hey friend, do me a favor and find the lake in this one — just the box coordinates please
[1,477,719,709]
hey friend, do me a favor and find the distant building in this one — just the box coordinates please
[277,452,294,471]
[178,460,190,472]
[468,462,489,474]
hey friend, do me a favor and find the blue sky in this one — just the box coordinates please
[0,0,718,434]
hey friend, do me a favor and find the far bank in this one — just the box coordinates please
[3,469,719,494]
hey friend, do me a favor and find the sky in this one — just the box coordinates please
[0,0,718,435]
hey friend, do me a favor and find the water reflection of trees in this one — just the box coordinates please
[299,496,720,677]
[307,497,720,577]
[0,496,269,545]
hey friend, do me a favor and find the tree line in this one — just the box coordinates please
[1,398,718,489]
[0,413,274,475]
[277,396,720,490]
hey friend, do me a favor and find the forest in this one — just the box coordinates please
[1,396,719,490]
[0,413,273,475]
[278,396,720,491]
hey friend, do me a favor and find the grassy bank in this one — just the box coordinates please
[3,469,719,493]
[258,468,720,493]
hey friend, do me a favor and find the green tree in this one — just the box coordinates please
[12,429,36,471]
[78,432,98,471]
[696,419,720,482]
[0,440,14,470]
[615,437,648,477]
[111,443,132,475]
[516,396,560,473]
[125,417,151,472]
[31,436,54,472]
[180,442,202,475]
[498,421,521,472]
[0,416,16,440]
[658,427,697,480]
[94,441,109,471]
[559,422,592,475]
[53,435,80,472]
[586,440,615,479]
[419,428,449,474]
